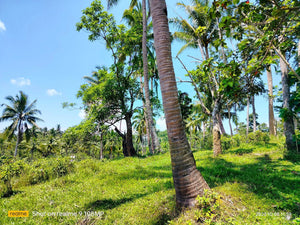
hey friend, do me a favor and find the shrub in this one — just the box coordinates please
[221,134,242,151]
[52,157,74,177]
[203,135,213,149]
[248,131,270,144]
[15,157,75,187]
[0,159,25,196]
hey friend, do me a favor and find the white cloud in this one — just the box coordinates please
[46,89,62,96]
[0,20,6,32]
[156,116,166,131]
[78,109,86,119]
[10,77,31,86]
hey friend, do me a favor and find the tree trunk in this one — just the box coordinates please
[150,0,209,208]
[298,40,300,67]
[213,100,222,156]
[267,66,276,136]
[142,0,161,154]
[228,107,233,136]
[246,97,250,138]
[252,95,256,132]
[125,113,137,156]
[139,76,152,154]
[218,114,226,135]
[279,52,296,156]
[14,121,22,157]
[99,132,103,160]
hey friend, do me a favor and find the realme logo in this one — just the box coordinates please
[8,211,29,217]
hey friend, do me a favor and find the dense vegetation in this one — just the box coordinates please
[1,0,300,223]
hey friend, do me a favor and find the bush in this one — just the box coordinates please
[0,159,25,196]
[221,134,242,151]
[6,157,75,188]
[248,131,270,144]
[203,135,213,149]
[52,157,74,177]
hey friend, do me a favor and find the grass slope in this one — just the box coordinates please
[1,140,299,224]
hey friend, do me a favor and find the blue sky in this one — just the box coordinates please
[0,0,281,133]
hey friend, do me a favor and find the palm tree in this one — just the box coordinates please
[0,91,43,157]
[132,108,147,154]
[170,0,217,60]
[149,0,209,207]
[123,0,161,154]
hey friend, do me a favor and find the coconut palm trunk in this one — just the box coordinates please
[149,0,209,207]
[139,76,153,154]
[14,121,22,157]
[142,0,161,154]
[279,52,296,156]
[252,95,256,132]
[266,66,276,136]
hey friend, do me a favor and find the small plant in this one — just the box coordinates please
[0,159,25,197]
[194,190,221,224]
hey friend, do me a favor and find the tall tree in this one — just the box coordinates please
[149,0,209,207]
[142,0,161,154]
[123,1,161,154]
[76,2,142,156]
[279,51,296,155]
[266,65,276,136]
[0,91,43,157]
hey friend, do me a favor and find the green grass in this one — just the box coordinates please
[0,139,299,224]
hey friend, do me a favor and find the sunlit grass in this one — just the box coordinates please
[0,138,299,224]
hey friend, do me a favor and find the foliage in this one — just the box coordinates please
[248,130,270,145]
[0,157,74,196]
[221,134,242,150]
[0,159,25,196]
[194,190,221,224]
[0,91,43,157]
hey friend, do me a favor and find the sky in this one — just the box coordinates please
[0,0,282,133]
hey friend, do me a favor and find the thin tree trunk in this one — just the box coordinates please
[246,97,250,138]
[252,95,256,132]
[213,100,222,156]
[279,52,296,156]
[267,66,276,136]
[142,0,160,154]
[99,132,103,160]
[202,122,206,140]
[139,76,152,154]
[150,0,209,208]
[228,106,233,136]
[218,114,226,135]
[14,121,22,157]
[110,146,113,159]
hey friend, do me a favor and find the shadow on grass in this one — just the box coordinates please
[197,155,300,215]
[116,165,173,181]
[85,197,136,210]
[1,190,23,198]
[231,148,254,155]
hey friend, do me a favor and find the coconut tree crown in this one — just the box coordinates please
[0,91,43,156]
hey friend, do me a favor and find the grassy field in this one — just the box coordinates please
[1,139,300,224]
